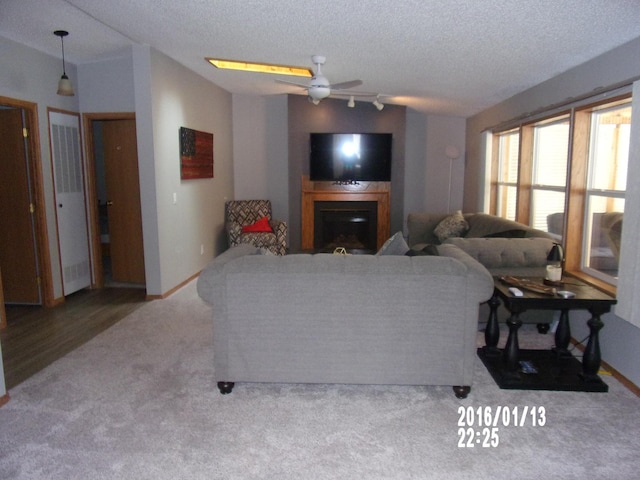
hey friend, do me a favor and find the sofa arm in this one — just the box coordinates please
[226,222,243,246]
[197,244,260,304]
[443,237,555,269]
[436,244,494,303]
[270,219,288,255]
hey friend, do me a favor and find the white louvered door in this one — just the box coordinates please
[49,111,91,295]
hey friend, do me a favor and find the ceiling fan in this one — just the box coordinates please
[277,55,366,104]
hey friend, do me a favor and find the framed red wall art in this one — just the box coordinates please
[180,126,213,179]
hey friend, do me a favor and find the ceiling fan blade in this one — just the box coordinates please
[329,79,363,90]
[331,91,379,98]
[275,79,308,88]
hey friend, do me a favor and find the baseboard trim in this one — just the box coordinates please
[0,393,10,408]
[570,338,640,398]
[145,272,200,301]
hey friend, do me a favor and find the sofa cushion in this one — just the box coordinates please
[444,237,554,269]
[465,213,551,239]
[376,231,409,255]
[434,210,469,242]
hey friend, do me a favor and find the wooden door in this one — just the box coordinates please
[0,108,41,304]
[102,119,145,284]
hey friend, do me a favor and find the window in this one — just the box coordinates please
[581,103,630,283]
[530,117,569,237]
[490,96,632,289]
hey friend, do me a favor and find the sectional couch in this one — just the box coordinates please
[407,212,557,327]
[197,243,494,398]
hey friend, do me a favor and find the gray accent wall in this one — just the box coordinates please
[232,94,289,228]
[286,95,406,251]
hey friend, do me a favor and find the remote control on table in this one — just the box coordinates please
[508,287,524,297]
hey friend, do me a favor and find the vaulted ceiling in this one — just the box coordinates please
[3,0,640,116]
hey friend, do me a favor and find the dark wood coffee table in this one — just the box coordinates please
[477,276,616,392]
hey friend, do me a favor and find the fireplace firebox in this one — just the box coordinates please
[314,201,378,252]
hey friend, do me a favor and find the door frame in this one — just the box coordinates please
[0,96,55,307]
[82,112,137,288]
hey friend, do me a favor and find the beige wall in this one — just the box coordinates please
[147,48,234,295]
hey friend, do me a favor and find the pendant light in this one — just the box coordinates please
[54,30,74,96]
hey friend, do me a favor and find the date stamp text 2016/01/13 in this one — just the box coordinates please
[457,406,547,448]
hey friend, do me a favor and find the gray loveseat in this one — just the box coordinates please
[197,243,494,398]
[407,212,557,327]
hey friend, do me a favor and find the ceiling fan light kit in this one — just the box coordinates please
[274,55,385,109]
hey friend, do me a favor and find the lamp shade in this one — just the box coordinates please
[54,30,74,96]
[547,243,563,263]
[57,74,74,96]
[445,145,460,160]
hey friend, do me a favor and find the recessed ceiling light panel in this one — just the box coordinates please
[206,58,312,77]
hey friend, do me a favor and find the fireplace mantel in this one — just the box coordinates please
[301,175,390,250]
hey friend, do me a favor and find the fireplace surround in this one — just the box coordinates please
[301,176,390,251]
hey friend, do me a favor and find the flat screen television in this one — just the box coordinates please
[309,133,392,182]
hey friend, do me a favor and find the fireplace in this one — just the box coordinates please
[301,175,391,251]
[314,201,378,251]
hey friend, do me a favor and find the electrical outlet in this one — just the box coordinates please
[172,192,177,204]
[200,244,204,255]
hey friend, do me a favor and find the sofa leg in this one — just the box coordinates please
[453,386,471,399]
[217,382,235,394]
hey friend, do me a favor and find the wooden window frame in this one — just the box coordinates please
[490,94,632,296]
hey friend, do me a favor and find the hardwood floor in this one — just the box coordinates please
[1,287,147,390]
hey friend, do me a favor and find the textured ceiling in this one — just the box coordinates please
[3,0,640,116]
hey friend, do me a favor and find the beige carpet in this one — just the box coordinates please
[1,279,639,479]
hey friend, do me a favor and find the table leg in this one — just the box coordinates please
[503,312,523,372]
[581,312,604,382]
[483,292,501,355]
[553,309,571,357]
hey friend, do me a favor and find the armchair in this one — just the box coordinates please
[225,200,287,255]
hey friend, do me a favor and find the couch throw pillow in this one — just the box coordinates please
[376,231,409,255]
[241,216,273,233]
[434,210,469,243]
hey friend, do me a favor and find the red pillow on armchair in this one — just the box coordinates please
[241,216,273,233]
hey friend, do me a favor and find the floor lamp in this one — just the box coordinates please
[445,145,461,213]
